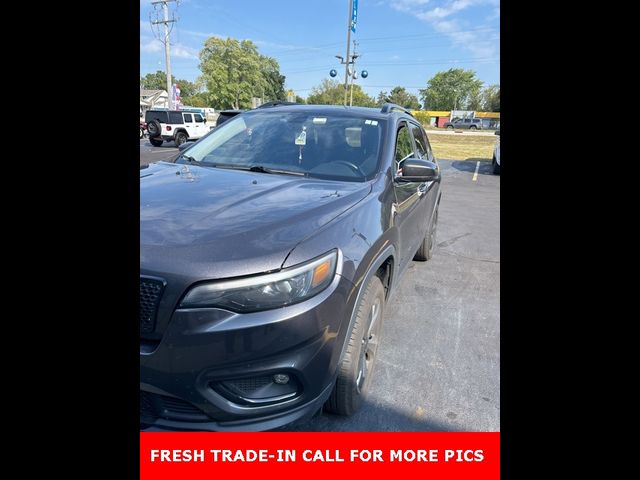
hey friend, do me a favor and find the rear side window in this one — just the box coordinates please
[183,113,193,123]
[145,111,169,124]
[169,112,184,124]
[473,119,480,123]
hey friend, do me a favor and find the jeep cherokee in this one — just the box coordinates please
[140,103,442,431]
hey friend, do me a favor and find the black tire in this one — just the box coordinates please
[469,125,477,130]
[174,131,188,147]
[325,276,385,416]
[492,157,500,175]
[147,120,161,138]
[414,208,438,261]
[446,125,454,130]
[149,138,163,147]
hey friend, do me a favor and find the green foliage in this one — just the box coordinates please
[306,79,376,107]
[181,94,208,107]
[197,37,285,110]
[411,110,431,126]
[377,86,421,110]
[481,84,500,112]
[295,95,306,104]
[140,70,197,97]
[419,68,483,110]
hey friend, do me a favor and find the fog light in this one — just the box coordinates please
[273,374,290,385]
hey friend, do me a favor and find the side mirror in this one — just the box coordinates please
[178,142,191,152]
[495,130,500,135]
[397,159,439,183]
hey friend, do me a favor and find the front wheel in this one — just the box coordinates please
[414,208,438,261]
[469,125,477,130]
[447,125,454,130]
[325,276,386,416]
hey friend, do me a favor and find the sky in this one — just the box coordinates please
[140,0,500,101]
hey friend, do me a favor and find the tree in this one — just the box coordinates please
[197,37,285,110]
[306,78,376,107]
[384,86,421,110]
[481,84,500,112]
[419,68,483,111]
[140,70,197,97]
[295,95,306,104]
[376,90,389,106]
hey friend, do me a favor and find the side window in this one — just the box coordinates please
[169,112,184,124]
[395,125,414,174]
[194,114,203,123]
[410,124,431,160]
[463,119,471,124]
[183,113,193,123]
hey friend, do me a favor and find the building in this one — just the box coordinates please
[421,110,500,129]
[140,89,169,115]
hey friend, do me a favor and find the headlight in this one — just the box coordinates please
[180,250,338,313]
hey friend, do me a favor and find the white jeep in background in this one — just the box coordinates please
[144,110,208,147]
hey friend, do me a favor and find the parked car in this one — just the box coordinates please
[211,109,244,130]
[443,118,483,130]
[145,109,209,147]
[492,129,500,174]
[140,103,442,431]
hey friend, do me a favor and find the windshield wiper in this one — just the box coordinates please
[212,163,307,177]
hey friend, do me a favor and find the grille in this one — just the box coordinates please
[140,277,165,334]
[223,376,273,396]
[140,391,211,422]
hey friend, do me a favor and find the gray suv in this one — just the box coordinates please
[444,117,483,130]
[140,103,442,431]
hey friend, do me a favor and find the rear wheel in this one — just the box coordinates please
[414,208,438,261]
[470,125,477,130]
[325,276,386,416]
[174,131,188,147]
[149,138,163,147]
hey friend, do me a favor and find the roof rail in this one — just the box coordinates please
[256,101,297,109]
[380,103,414,116]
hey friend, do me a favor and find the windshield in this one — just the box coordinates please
[177,110,385,182]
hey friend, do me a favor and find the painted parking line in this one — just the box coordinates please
[472,161,480,182]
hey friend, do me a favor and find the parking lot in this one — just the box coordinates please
[140,140,500,432]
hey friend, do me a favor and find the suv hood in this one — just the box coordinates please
[140,162,371,279]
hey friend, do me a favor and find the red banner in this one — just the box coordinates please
[141,432,499,479]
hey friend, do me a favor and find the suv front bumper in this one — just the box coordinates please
[140,272,355,431]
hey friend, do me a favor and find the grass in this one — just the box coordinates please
[427,132,496,161]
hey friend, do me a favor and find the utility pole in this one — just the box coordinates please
[349,40,359,106]
[343,0,353,106]
[151,0,177,109]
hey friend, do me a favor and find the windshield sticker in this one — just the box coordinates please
[312,117,327,124]
[295,126,307,145]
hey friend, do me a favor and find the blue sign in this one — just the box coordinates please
[351,0,358,33]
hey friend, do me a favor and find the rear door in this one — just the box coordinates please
[462,118,471,129]
[182,113,197,137]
